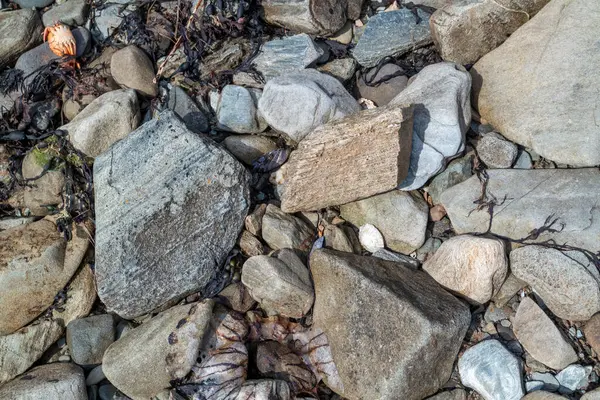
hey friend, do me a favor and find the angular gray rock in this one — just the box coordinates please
[0,9,43,69]
[353,8,432,67]
[0,320,63,384]
[0,363,87,400]
[62,89,140,157]
[242,249,314,318]
[67,314,115,365]
[477,132,518,168]
[441,169,600,253]
[390,62,471,190]
[423,235,507,304]
[310,249,470,400]
[261,204,314,252]
[317,57,357,83]
[94,111,250,319]
[459,339,524,400]
[258,69,360,143]
[427,153,473,204]
[90,4,133,40]
[111,45,157,97]
[340,190,428,254]
[356,63,408,106]
[471,0,600,166]
[42,0,89,26]
[103,301,214,399]
[510,245,600,321]
[166,84,209,133]
[430,0,550,65]
[323,224,361,255]
[372,248,420,269]
[216,85,267,133]
[224,135,277,165]
[556,364,592,394]
[253,34,324,81]
[513,297,578,370]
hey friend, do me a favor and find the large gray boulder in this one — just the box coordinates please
[0,363,87,400]
[0,9,43,69]
[440,168,600,253]
[390,62,471,190]
[94,111,250,319]
[310,249,470,400]
[470,0,600,166]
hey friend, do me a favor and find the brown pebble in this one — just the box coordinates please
[429,204,447,222]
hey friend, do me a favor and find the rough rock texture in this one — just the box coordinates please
[261,204,314,251]
[0,9,43,69]
[340,190,428,254]
[242,249,314,317]
[103,301,214,399]
[317,57,357,83]
[390,62,471,190]
[0,363,87,400]
[280,104,414,212]
[310,249,470,400]
[441,169,600,253]
[470,0,600,166]
[52,265,96,326]
[477,132,518,168]
[458,339,524,400]
[216,85,267,133]
[62,89,140,157]
[0,320,63,384]
[94,111,250,319]
[422,235,507,304]
[353,9,432,67]
[67,314,115,365]
[513,297,578,370]
[42,0,89,26]
[510,245,600,321]
[430,0,550,65]
[584,313,600,357]
[258,69,360,142]
[224,135,277,165]
[0,218,89,335]
[582,388,600,400]
[110,45,158,97]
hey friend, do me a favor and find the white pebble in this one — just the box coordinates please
[359,224,385,253]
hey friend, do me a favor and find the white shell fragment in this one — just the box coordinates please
[358,224,385,253]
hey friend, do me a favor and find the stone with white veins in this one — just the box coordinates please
[0,363,87,400]
[441,169,600,253]
[390,62,471,190]
[94,111,249,319]
[513,297,578,370]
[556,365,592,394]
[458,339,524,400]
[216,85,267,134]
[510,246,600,321]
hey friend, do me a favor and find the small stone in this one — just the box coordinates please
[86,365,106,386]
[13,0,53,9]
[356,63,408,106]
[427,153,473,204]
[513,150,533,169]
[513,297,578,370]
[525,381,545,392]
[166,85,209,133]
[372,248,420,269]
[583,313,600,356]
[582,388,600,399]
[238,230,265,257]
[0,363,87,400]
[90,4,133,41]
[67,314,115,365]
[317,57,358,83]
[245,204,267,236]
[477,132,518,168]
[98,384,118,400]
[261,204,314,252]
[216,85,267,134]
[458,339,524,400]
[429,204,447,222]
[0,9,43,69]
[522,390,567,399]
[358,223,385,253]
[217,282,256,313]
[330,21,354,44]
[492,273,526,307]
[255,341,316,392]
[63,94,96,121]
[52,265,96,326]
[530,372,560,392]
[111,45,158,97]
[42,0,89,26]
[556,364,592,394]
[427,389,467,400]
[423,235,508,304]
[416,237,442,262]
[323,224,359,254]
[484,303,510,324]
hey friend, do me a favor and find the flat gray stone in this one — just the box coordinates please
[166,84,209,133]
[67,314,115,365]
[0,363,87,400]
[261,204,314,252]
[90,4,133,41]
[86,365,105,386]
[514,149,533,169]
[441,169,600,253]
[459,339,524,400]
[427,153,473,204]
[216,85,267,133]
[477,132,518,168]
[510,245,600,321]
[530,372,560,392]
[42,0,89,26]
[556,364,592,394]
[353,9,432,68]
[14,0,53,9]
[0,9,43,69]
[391,62,471,190]
[372,248,420,269]
[94,111,250,318]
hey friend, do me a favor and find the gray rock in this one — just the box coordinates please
[261,204,314,252]
[67,314,115,365]
[523,392,567,399]
[323,224,361,255]
[556,364,592,394]
[340,190,428,254]
[166,84,209,133]
[471,0,600,166]
[111,45,157,97]
[477,132,518,168]
[372,248,420,269]
[0,217,36,231]
[258,69,360,143]
[416,237,443,263]
[242,249,314,317]
[0,218,88,335]
[353,9,432,68]
[52,265,96,326]
[356,63,408,106]
[513,297,578,370]
[430,0,550,65]
[458,339,524,400]
[513,149,533,169]
[215,85,267,133]
[0,363,87,400]
[42,0,89,26]
[530,372,560,392]
[253,34,324,81]
[510,245,600,321]
[428,153,473,204]
[329,21,353,44]
[94,111,249,318]
[86,365,106,386]
[390,62,471,190]
[0,320,63,384]
[0,9,43,69]
[582,388,600,399]
[441,169,600,253]
[317,57,357,83]
[423,235,508,304]
[98,384,118,400]
[102,301,214,399]
[90,4,133,40]
[14,0,53,9]
[427,389,467,400]
[224,135,277,165]
[310,249,470,400]
[62,89,140,157]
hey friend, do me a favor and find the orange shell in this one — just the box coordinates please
[43,23,76,57]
